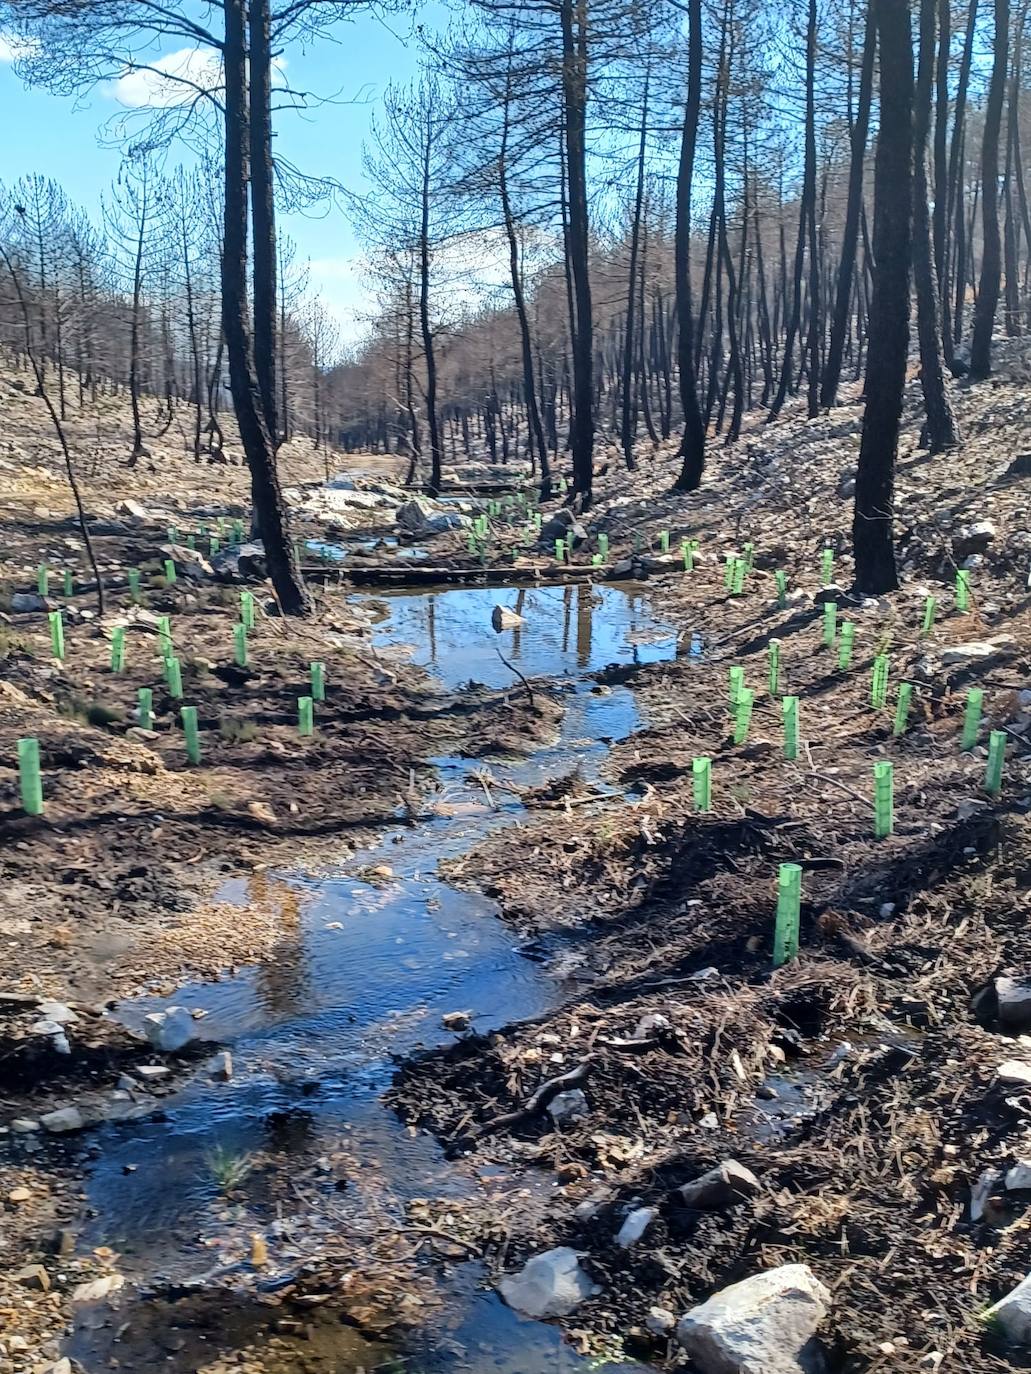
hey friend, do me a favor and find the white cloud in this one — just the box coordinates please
[107,46,287,109]
[0,33,41,62]
[108,47,224,108]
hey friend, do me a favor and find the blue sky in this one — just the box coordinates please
[0,9,439,344]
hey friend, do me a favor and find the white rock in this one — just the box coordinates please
[940,637,1015,666]
[1006,1161,1031,1190]
[491,604,525,632]
[49,1358,72,1374]
[497,1247,599,1318]
[676,1264,831,1374]
[135,1065,171,1082]
[11,1118,40,1133]
[143,1006,198,1053]
[40,1106,84,1133]
[646,1306,677,1336]
[208,1050,233,1081]
[997,1061,1031,1087]
[985,1271,1031,1343]
[634,1012,672,1038]
[71,1273,125,1303]
[677,1160,762,1209]
[997,978,1031,1029]
[37,1001,78,1024]
[616,1206,657,1248]
[547,1088,589,1124]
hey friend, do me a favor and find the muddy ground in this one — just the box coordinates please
[0,353,1030,1371]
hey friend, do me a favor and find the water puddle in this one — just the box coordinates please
[57,577,677,1372]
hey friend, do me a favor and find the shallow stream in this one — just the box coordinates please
[69,578,678,1372]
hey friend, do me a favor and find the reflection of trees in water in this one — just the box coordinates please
[427,594,437,662]
[511,588,526,658]
[575,581,593,668]
[561,583,572,655]
[247,872,311,1022]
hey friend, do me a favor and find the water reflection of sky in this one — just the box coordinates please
[355,583,677,690]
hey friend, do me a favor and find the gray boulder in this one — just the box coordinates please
[985,1272,1031,1343]
[143,1006,198,1053]
[676,1264,831,1374]
[497,1247,599,1318]
[677,1160,762,1209]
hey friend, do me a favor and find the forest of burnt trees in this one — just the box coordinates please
[0,0,1026,605]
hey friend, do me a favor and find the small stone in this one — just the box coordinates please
[14,1264,50,1291]
[10,592,46,612]
[971,1167,1004,1221]
[997,978,1031,1029]
[71,1272,125,1302]
[546,1089,589,1124]
[491,605,525,632]
[134,1065,171,1082]
[7,1186,32,1203]
[497,1247,599,1319]
[984,1271,1031,1343]
[441,1010,471,1032]
[616,1206,657,1248]
[645,1306,677,1336]
[49,1359,72,1374]
[940,637,1015,666]
[208,1050,233,1082]
[677,1160,762,1209]
[37,1001,78,1025]
[1006,1160,1031,1190]
[11,1118,40,1133]
[40,1106,85,1134]
[997,1061,1031,1087]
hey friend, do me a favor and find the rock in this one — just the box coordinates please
[985,1271,1031,1342]
[211,539,267,581]
[134,1064,171,1082]
[37,1000,78,1025]
[836,474,855,499]
[939,636,1015,666]
[441,1010,471,1032]
[539,508,576,544]
[10,592,46,612]
[49,1360,72,1374]
[997,1061,1031,1087]
[676,1264,831,1374]
[7,1186,31,1203]
[11,1118,39,1133]
[616,1206,657,1248]
[676,1160,762,1209]
[208,1050,233,1081]
[547,1088,589,1124]
[40,1106,85,1134]
[126,726,160,743]
[1006,453,1031,477]
[997,977,1031,1028]
[635,1012,673,1038]
[812,584,849,606]
[396,499,470,535]
[397,498,434,531]
[115,498,155,522]
[143,1006,199,1053]
[71,1272,125,1303]
[1006,1161,1031,1190]
[14,1264,50,1291]
[953,520,996,559]
[611,557,635,577]
[491,605,525,632]
[646,1306,677,1336]
[161,543,214,580]
[971,1167,1004,1221]
[497,1247,599,1318]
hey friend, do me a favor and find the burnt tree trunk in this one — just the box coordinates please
[673,0,706,490]
[969,0,1010,377]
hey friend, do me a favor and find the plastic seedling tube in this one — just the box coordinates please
[985,730,1007,795]
[961,688,983,750]
[591,552,602,566]
[821,547,833,583]
[128,569,141,604]
[659,531,670,553]
[166,656,183,699]
[167,526,178,544]
[467,532,477,554]
[682,539,694,572]
[733,688,754,745]
[838,621,855,670]
[921,596,937,635]
[17,738,43,816]
[110,627,126,673]
[729,665,745,708]
[768,639,781,696]
[873,760,894,838]
[724,555,735,590]
[731,558,746,595]
[49,610,64,661]
[743,541,755,573]
[310,661,326,702]
[955,568,970,611]
[892,682,913,736]
[294,541,303,567]
[633,531,643,553]
[233,623,248,667]
[209,536,220,556]
[823,601,837,648]
[164,559,177,585]
[158,615,173,660]
[240,590,255,631]
[181,706,201,764]
[692,756,712,812]
[783,695,799,761]
[598,533,609,560]
[773,863,802,968]
[775,570,787,608]
[37,564,49,596]
[555,538,565,562]
[62,569,72,597]
[186,534,197,551]
[138,687,153,730]
[298,696,314,737]
[233,519,244,544]
[871,654,890,709]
